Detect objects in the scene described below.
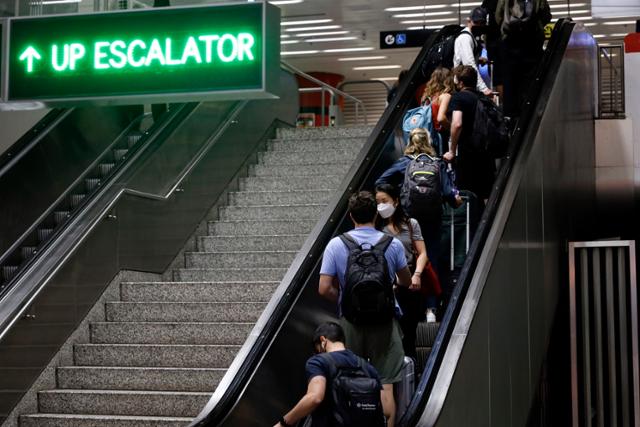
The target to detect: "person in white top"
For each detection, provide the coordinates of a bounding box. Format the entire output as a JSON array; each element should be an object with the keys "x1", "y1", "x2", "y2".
[{"x1": 453, "y1": 7, "x2": 493, "y2": 96}]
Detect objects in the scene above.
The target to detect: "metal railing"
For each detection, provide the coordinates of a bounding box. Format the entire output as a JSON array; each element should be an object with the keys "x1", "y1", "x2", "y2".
[
  {"x1": 569, "y1": 241, "x2": 639, "y2": 427},
  {"x1": 338, "y1": 80, "x2": 391, "y2": 126},
  {"x1": 598, "y1": 45, "x2": 625, "y2": 119},
  {"x1": 281, "y1": 61, "x2": 368, "y2": 127}
]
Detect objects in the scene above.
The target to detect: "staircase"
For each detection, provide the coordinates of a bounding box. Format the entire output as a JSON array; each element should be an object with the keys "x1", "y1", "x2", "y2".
[
  {"x1": 340, "y1": 81, "x2": 389, "y2": 126},
  {"x1": 16, "y1": 126, "x2": 371, "y2": 427}
]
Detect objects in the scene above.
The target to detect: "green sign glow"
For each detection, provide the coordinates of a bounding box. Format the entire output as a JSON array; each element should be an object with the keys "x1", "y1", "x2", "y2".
[{"x1": 5, "y1": 4, "x2": 280, "y2": 104}]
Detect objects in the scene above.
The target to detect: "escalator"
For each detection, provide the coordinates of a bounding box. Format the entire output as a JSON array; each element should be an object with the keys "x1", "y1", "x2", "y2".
[{"x1": 186, "y1": 19, "x2": 598, "y2": 427}]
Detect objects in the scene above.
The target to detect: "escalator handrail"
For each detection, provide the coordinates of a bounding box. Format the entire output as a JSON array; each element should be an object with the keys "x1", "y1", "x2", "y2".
[
  {"x1": 0, "y1": 108, "x2": 69, "y2": 178},
  {"x1": 0, "y1": 112, "x2": 149, "y2": 270},
  {"x1": 0, "y1": 102, "x2": 198, "y2": 342},
  {"x1": 399, "y1": 18, "x2": 577, "y2": 426},
  {"x1": 189, "y1": 31, "x2": 441, "y2": 427}
]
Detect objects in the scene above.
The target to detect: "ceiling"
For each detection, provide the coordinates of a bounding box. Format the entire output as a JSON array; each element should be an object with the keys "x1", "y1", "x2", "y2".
[{"x1": 20, "y1": 0, "x2": 640, "y2": 83}]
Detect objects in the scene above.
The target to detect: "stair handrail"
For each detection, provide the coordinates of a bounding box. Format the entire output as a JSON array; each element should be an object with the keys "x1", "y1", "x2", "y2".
[
  {"x1": 337, "y1": 79, "x2": 392, "y2": 95},
  {"x1": 597, "y1": 44, "x2": 625, "y2": 118},
  {"x1": 280, "y1": 60, "x2": 368, "y2": 125}
]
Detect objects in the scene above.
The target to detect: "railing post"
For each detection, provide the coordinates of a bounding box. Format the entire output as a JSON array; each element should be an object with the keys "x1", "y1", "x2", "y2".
[{"x1": 321, "y1": 87, "x2": 326, "y2": 127}]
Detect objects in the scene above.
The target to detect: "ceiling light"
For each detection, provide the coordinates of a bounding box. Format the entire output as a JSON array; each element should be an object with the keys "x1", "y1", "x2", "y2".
[
  {"x1": 353, "y1": 65, "x2": 402, "y2": 70},
  {"x1": 296, "y1": 30, "x2": 350, "y2": 37},
  {"x1": 584, "y1": 22, "x2": 597, "y2": 26},
  {"x1": 393, "y1": 11, "x2": 454, "y2": 18},
  {"x1": 593, "y1": 34, "x2": 606, "y2": 38},
  {"x1": 373, "y1": 77, "x2": 400, "y2": 81},
  {"x1": 281, "y1": 40, "x2": 301, "y2": 44},
  {"x1": 552, "y1": 9, "x2": 590, "y2": 14},
  {"x1": 458, "y1": 1, "x2": 482, "y2": 5},
  {"x1": 281, "y1": 19, "x2": 333, "y2": 26},
  {"x1": 324, "y1": 47, "x2": 375, "y2": 53},
  {"x1": 285, "y1": 25, "x2": 341, "y2": 32},
  {"x1": 281, "y1": 50, "x2": 320, "y2": 55},
  {"x1": 281, "y1": 34, "x2": 291, "y2": 38},
  {"x1": 572, "y1": 16, "x2": 593, "y2": 20},
  {"x1": 338, "y1": 56, "x2": 388, "y2": 61},
  {"x1": 602, "y1": 20, "x2": 636, "y2": 25},
  {"x1": 549, "y1": 2, "x2": 585, "y2": 7},
  {"x1": 385, "y1": 5, "x2": 448, "y2": 11},
  {"x1": 408, "y1": 25, "x2": 449, "y2": 29},
  {"x1": 270, "y1": 0, "x2": 304, "y2": 4},
  {"x1": 401, "y1": 18, "x2": 459, "y2": 24},
  {"x1": 305, "y1": 36, "x2": 358, "y2": 42}
]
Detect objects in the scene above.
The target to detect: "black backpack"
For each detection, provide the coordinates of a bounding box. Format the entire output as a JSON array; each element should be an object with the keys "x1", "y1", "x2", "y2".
[
  {"x1": 340, "y1": 233, "x2": 395, "y2": 325},
  {"x1": 319, "y1": 352, "x2": 386, "y2": 427},
  {"x1": 400, "y1": 154, "x2": 442, "y2": 219},
  {"x1": 469, "y1": 95, "x2": 510, "y2": 158},
  {"x1": 501, "y1": 0, "x2": 551, "y2": 39},
  {"x1": 421, "y1": 25, "x2": 475, "y2": 79}
]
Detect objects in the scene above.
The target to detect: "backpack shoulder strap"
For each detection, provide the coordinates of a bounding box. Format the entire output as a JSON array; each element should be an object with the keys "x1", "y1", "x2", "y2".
[
  {"x1": 317, "y1": 352, "x2": 339, "y2": 379},
  {"x1": 339, "y1": 233, "x2": 360, "y2": 251},
  {"x1": 374, "y1": 234, "x2": 394, "y2": 253}
]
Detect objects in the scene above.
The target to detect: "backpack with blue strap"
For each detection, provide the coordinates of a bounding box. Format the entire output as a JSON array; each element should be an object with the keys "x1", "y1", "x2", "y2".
[{"x1": 402, "y1": 102, "x2": 444, "y2": 155}]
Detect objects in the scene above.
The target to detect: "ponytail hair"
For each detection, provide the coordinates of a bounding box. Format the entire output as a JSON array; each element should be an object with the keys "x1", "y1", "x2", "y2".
[{"x1": 405, "y1": 128, "x2": 436, "y2": 157}]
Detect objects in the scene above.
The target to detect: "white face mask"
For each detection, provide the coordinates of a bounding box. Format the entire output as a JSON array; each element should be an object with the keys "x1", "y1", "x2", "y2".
[{"x1": 377, "y1": 203, "x2": 396, "y2": 219}]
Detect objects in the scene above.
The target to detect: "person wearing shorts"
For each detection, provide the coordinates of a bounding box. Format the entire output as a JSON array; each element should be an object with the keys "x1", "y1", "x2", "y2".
[{"x1": 319, "y1": 191, "x2": 412, "y2": 427}]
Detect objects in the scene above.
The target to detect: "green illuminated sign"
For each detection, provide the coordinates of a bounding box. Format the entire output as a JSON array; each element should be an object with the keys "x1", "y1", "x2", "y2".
[{"x1": 3, "y1": 4, "x2": 280, "y2": 104}]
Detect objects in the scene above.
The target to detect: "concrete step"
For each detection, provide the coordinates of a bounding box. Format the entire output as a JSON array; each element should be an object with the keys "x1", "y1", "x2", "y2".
[
  {"x1": 173, "y1": 267, "x2": 286, "y2": 282},
  {"x1": 37, "y1": 389, "x2": 209, "y2": 417},
  {"x1": 258, "y1": 149, "x2": 356, "y2": 166},
  {"x1": 74, "y1": 344, "x2": 239, "y2": 368},
  {"x1": 250, "y1": 162, "x2": 351, "y2": 177},
  {"x1": 197, "y1": 234, "x2": 306, "y2": 252},
  {"x1": 105, "y1": 302, "x2": 265, "y2": 322},
  {"x1": 208, "y1": 219, "x2": 315, "y2": 236},
  {"x1": 228, "y1": 190, "x2": 333, "y2": 206},
  {"x1": 184, "y1": 251, "x2": 297, "y2": 269},
  {"x1": 56, "y1": 366, "x2": 224, "y2": 392},
  {"x1": 90, "y1": 322, "x2": 253, "y2": 345},
  {"x1": 122, "y1": 281, "x2": 279, "y2": 302},
  {"x1": 276, "y1": 126, "x2": 372, "y2": 140},
  {"x1": 21, "y1": 413, "x2": 192, "y2": 427},
  {"x1": 239, "y1": 175, "x2": 343, "y2": 192},
  {"x1": 268, "y1": 138, "x2": 365, "y2": 152},
  {"x1": 219, "y1": 204, "x2": 324, "y2": 221}
]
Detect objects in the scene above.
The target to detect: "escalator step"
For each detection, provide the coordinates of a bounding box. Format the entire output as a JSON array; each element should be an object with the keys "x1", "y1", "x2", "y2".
[
  {"x1": 85, "y1": 178, "x2": 101, "y2": 192},
  {"x1": 416, "y1": 322, "x2": 440, "y2": 347},
  {"x1": 127, "y1": 133, "x2": 143, "y2": 148},
  {"x1": 54, "y1": 211, "x2": 70, "y2": 225},
  {"x1": 69, "y1": 194, "x2": 86, "y2": 209},
  {"x1": 21, "y1": 246, "x2": 37, "y2": 261},
  {"x1": 37, "y1": 228, "x2": 54, "y2": 243},
  {"x1": 98, "y1": 163, "x2": 115, "y2": 177},
  {"x1": 113, "y1": 149, "x2": 128, "y2": 162},
  {"x1": 1, "y1": 265, "x2": 19, "y2": 282}
]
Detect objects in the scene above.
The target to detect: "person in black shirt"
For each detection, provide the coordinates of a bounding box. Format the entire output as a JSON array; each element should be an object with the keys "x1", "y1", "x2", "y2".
[
  {"x1": 444, "y1": 65, "x2": 496, "y2": 202},
  {"x1": 273, "y1": 322, "x2": 385, "y2": 427}
]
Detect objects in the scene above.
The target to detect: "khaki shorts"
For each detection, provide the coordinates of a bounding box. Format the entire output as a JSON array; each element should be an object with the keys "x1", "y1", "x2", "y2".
[{"x1": 340, "y1": 317, "x2": 405, "y2": 384}]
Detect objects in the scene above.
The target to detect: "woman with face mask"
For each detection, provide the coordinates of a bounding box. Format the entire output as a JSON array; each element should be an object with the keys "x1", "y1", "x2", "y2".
[{"x1": 375, "y1": 183, "x2": 433, "y2": 359}]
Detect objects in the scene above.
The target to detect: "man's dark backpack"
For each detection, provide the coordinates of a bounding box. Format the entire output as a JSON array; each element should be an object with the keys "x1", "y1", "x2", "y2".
[
  {"x1": 421, "y1": 25, "x2": 476, "y2": 79},
  {"x1": 340, "y1": 234, "x2": 395, "y2": 325},
  {"x1": 319, "y1": 352, "x2": 386, "y2": 427},
  {"x1": 469, "y1": 94, "x2": 510, "y2": 158},
  {"x1": 401, "y1": 154, "x2": 442, "y2": 219}
]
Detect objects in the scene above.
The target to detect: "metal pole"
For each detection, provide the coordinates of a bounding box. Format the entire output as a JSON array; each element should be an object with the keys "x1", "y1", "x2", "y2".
[
  {"x1": 629, "y1": 242, "x2": 640, "y2": 427},
  {"x1": 355, "y1": 102, "x2": 360, "y2": 125},
  {"x1": 605, "y1": 248, "x2": 618, "y2": 427},
  {"x1": 593, "y1": 248, "x2": 605, "y2": 427},
  {"x1": 618, "y1": 247, "x2": 630, "y2": 427},
  {"x1": 569, "y1": 243, "x2": 580, "y2": 427},
  {"x1": 320, "y1": 87, "x2": 325, "y2": 127},
  {"x1": 581, "y1": 248, "x2": 593, "y2": 427}
]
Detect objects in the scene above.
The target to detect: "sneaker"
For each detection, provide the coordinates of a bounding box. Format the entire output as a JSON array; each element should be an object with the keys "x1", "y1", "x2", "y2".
[{"x1": 426, "y1": 309, "x2": 436, "y2": 323}]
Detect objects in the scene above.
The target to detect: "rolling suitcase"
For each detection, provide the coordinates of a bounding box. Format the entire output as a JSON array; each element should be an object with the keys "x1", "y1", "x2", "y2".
[{"x1": 395, "y1": 356, "x2": 416, "y2": 421}]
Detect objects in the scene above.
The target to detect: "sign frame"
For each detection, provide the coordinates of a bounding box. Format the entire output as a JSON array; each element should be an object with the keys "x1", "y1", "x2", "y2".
[{"x1": 1, "y1": 3, "x2": 281, "y2": 107}]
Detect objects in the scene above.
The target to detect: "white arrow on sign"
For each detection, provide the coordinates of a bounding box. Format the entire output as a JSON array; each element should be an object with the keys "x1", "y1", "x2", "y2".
[{"x1": 19, "y1": 46, "x2": 42, "y2": 73}]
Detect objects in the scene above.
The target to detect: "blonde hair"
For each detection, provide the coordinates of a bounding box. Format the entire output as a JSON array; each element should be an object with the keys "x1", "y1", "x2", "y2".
[
  {"x1": 422, "y1": 67, "x2": 455, "y2": 100},
  {"x1": 405, "y1": 128, "x2": 436, "y2": 157}
]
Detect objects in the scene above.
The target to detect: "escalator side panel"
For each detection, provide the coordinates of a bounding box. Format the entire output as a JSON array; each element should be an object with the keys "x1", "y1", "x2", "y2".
[
  {"x1": 431, "y1": 27, "x2": 597, "y2": 427},
  {"x1": 0, "y1": 107, "x2": 131, "y2": 255}
]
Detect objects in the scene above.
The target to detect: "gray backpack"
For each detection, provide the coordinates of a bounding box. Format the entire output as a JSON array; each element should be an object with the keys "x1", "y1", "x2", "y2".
[{"x1": 400, "y1": 154, "x2": 441, "y2": 219}]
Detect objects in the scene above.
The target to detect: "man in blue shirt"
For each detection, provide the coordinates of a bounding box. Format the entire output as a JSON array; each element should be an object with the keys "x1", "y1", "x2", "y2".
[{"x1": 319, "y1": 191, "x2": 412, "y2": 427}]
